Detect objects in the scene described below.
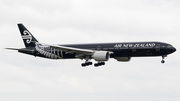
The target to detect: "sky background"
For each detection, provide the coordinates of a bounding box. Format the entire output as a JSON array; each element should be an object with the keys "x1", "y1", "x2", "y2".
[{"x1": 0, "y1": 0, "x2": 180, "y2": 101}]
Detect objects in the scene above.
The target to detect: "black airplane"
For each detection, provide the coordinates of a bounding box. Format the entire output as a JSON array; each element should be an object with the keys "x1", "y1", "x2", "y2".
[{"x1": 6, "y1": 24, "x2": 176, "y2": 67}]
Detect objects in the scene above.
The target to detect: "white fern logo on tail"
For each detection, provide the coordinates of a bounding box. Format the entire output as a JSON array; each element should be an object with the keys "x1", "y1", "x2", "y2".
[{"x1": 22, "y1": 30, "x2": 32, "y2": 44}]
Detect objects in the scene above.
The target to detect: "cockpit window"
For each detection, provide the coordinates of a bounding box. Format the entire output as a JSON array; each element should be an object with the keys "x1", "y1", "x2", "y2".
[{"x1": 167, "y1": 45, "x2": 173, "y2": 48}]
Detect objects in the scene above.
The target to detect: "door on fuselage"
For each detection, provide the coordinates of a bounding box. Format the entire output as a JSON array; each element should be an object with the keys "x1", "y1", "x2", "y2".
[
  {"x1": 97, "y1": 46, "x2": 101, "y2": 51},
  {"x1": 156, "y1": 44, "x2": 160, "y2": 52},
  {"x1": 132, "y1": 47, "x2": 137, "y2": 56}
]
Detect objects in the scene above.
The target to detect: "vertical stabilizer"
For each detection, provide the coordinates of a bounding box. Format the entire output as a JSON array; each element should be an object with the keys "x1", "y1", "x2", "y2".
[{"x1": 18, "y1": 24, "x2": 38, "y2": 47}]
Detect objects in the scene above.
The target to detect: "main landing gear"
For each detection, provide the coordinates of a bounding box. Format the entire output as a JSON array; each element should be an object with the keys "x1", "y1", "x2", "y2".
[
  {"x1": 81, "y1": 62, "x2": 105, "y2": 67},
  {"x1": 81, "y1": 56, "x2": 93, "y2": 67},
  {"x1": 81, "y1": 61, "x2": 93, "y2": 67},
  {"x1": 161, "y1": 55, "x2": 167, "y2": 64},
  {"x1": 81, "y1": 56, "x2": 106, "y2": 67}
]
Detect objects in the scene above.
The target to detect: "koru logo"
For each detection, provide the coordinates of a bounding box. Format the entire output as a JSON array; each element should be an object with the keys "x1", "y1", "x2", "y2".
[{"x1": 22, "y1": 30, "x2": 32, "y2": 44}]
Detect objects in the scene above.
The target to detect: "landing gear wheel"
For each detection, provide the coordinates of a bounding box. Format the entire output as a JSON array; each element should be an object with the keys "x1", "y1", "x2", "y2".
[
  {"x1": 81, "y1": 61, "x2": 93, "y2": 67},
  {"x1": 85, "y1": 62, "x2": 89, "y2": 66},
  {"x1": 86, "y1": 62, "x2": 92, "y2": 65},
  {"x1": 101, "y1": 62, "x2": 105, "y2": 65},
  {"x1": 94, "y1": 62, "x2": 105, "y2": 67},
  {"x1": 94, "y1": 63, "x2": 99, "y2": 67},
  {"x1": 81, "y1": 63, "x2": 86, "y2": 67},
  {"x1": 161, "y1": 60, "x2": 165, "y2": 64},
  {"x1": 85, "y1": 62, "x2": 92, "y2": 66}
]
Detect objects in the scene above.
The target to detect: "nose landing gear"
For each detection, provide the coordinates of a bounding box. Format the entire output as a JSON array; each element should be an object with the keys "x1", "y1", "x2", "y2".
[{"x1": 161, "y1": 55, "x2": 167, "y2": 64}]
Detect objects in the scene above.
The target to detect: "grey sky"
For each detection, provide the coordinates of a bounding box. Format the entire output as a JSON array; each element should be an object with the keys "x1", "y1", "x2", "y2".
[{"x1": 0, "y1": 0, "x2": 180, "y2": 101}]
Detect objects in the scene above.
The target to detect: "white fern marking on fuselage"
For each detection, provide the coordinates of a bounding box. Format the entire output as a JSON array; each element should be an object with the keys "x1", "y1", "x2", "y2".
[{"x1": 35, "y1": 42, "x2": 62, "y2": 59}]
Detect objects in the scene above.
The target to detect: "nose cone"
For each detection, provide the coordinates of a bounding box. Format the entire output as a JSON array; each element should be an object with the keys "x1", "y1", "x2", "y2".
[
  {"x1": 172, "y1": 47, "x2": 176, "y2": 53},
  {"x1": 166, "y1": 44, "x2": 176, "y2": 54},
  {"x1": 167, "y1": 47, "x2": 176, "y2": 54}
]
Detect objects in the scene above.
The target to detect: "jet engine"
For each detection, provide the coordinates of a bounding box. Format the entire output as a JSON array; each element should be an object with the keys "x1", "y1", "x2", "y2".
[
  {"x1": 92, "y1": 51, "x2": 110, "y2": 61},
  {"x1": 114, "y1": 57, "x2": 131, "y2": 62}
]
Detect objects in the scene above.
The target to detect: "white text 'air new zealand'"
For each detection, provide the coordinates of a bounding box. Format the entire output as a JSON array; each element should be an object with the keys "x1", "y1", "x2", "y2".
[{"x1": 6, "y1": 24, "x2": 176, "y2": 67}]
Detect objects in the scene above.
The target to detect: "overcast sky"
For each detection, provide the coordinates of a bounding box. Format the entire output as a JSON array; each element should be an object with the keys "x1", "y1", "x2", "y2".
[{"x1": 0, "y1": 0, "x2": 180, "y2": 101}]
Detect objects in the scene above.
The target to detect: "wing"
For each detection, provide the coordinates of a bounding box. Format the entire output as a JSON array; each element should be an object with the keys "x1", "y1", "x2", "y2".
[
  {"x1": 38, "y1": 43, "x2": 113, "y2": 58},
  {"x1": 49, "y1": 44, "x2": 95, "y2": 58}
]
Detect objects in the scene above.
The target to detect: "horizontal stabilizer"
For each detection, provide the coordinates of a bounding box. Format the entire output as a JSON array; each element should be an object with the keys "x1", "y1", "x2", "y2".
[{"x1": 5, "y1": 48, "x2": 34, "y2": 52}]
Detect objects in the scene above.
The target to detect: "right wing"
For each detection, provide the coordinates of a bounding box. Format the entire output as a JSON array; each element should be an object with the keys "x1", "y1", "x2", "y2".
[{"x1": 49, "y1": 44, "x2": 94, "y2": 54}]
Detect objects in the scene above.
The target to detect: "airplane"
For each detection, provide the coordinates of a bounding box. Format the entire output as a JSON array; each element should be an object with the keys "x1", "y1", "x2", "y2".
[{"x1": 6, "y1": 24, "x2": 176, "y2": 67}]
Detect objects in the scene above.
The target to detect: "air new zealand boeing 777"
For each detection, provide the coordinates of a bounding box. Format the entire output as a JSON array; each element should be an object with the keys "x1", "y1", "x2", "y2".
[{"x1": 6, "y1": 24, "x2": 176, "y2": 67}]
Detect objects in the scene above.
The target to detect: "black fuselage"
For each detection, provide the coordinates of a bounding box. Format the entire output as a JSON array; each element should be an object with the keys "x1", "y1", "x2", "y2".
[
  {"x1": 61, "y1": 41, "x2": 176, "y2": 58},
  {"x1": 19, "y1": 41, "x2": 176, "y2": 59}
]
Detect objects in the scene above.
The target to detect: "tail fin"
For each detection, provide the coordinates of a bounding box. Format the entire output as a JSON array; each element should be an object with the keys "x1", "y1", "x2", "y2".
[{"x1": 18, "y1": 24, "x2": 38, "y2": 47}]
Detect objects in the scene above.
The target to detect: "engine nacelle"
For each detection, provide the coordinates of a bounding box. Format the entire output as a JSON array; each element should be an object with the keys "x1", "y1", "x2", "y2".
[
  {"x1": 92, "y1": 51, "x2": 110, "y2": 61},
  {"x1": 114, "y1": 57, "x2": 131, "y2": 62}
]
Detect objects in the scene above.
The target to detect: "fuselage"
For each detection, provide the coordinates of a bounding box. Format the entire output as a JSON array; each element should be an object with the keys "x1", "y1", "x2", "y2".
[
  {"x1": 61, "y1": 41, "x2": 176, "y2": 58},
  {"x1": 19, "y1": 41, "x2": 176, "y2": 59}
]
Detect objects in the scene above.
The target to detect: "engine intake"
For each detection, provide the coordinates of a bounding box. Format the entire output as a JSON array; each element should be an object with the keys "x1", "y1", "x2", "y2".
[{"x1": 92, "y1": 51, "x2": 110, "y2": 61}]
